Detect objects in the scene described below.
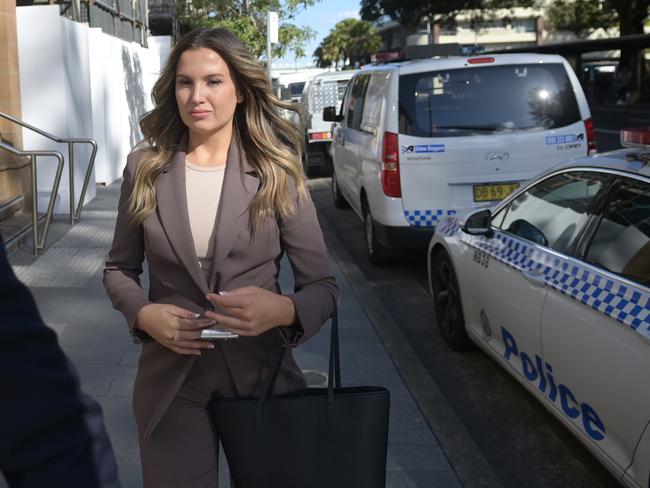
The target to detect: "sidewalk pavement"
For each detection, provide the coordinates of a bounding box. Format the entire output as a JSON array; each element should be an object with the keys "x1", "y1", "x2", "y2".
[{"x1": 4, "y1": 178, "x2": 461, "y2": 488}]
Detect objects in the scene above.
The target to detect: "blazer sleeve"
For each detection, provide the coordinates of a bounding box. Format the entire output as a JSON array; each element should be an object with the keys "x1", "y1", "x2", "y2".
[
  {"x1": 278, "y1": 178, "x2": 339, "y2": 347},
  {"x1": 102, "y1": 151, "x2": 152, "y2": 343}
]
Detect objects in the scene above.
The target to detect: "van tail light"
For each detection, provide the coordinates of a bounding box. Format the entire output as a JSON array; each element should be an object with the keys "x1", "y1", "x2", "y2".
[
  {"x1": 381, "y1": 131, "x2": 401, "y2": 197},
  {"x1": 584, "y1": 118, "x2": 597, "y2": 155},
  {"x1": 309, "y1": 131, "x2": 332, "y2": 141}
]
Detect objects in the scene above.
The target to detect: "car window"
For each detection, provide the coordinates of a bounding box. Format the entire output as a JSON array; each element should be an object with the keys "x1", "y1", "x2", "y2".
[
  {"x1": 584, "y1": 177, "x2": 650, "y2": 286},
  {"x1": 398, "y1": 63, "x2": 581, "y2": 138},
  {"x1": 360, "y1": 73, "x2": 389, "y2": 133},
  {"x1": 347, "y1": 75, "x2": 370, "y2": 130},
  {"x1": 339, "y1": 83, "x2": 351, "y2": 118},
  {"x1": 288, "y1": 82, "x2": 305, "y2": 96},
  {"x1": 498, "y1": 171, "x2": 611, "y2": 253},
  {"x1": 491, "y1": 206, "x2": 507, "y2": 229}
]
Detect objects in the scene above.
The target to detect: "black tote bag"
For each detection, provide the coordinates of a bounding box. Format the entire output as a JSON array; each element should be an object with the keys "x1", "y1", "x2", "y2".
[{"x1": 209, "y1": 307, "x2": 390, "y2": 488}]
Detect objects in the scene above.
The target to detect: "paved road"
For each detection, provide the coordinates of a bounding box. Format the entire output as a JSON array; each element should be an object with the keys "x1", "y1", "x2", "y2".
[{"x1": 312, "y1": 177, "x2": 621, "y2": 488}]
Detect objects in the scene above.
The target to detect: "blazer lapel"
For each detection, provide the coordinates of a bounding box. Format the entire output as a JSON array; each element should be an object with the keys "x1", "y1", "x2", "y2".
[
  {"x1": 208, "y1": 138, "x2": 260, "y2": 291},
  {"x1": 156, "y1": 145, "x2": 210, "y2": 296}
]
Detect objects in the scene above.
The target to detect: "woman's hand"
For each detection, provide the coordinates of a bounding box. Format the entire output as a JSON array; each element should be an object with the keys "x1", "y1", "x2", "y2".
[
  {"x1": 135, "y1": 304, "x2": 217, "y2": 355},
  {"x1": 205, "y1": 286, "x2": 297, "y2": 337}
]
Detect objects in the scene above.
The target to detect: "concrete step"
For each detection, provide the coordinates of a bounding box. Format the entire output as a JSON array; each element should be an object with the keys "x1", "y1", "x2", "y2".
[
  {"x1": 0, "y1": 194, "x2": 24, "y2": 221},
  {"x1": 0, "y1": 209, "x2": 35, "y2": 254}
]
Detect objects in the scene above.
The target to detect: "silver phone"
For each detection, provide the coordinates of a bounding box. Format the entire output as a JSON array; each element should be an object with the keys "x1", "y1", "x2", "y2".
[{"x1": 200, "y1": 327, "x2": 239, "y2": 340}]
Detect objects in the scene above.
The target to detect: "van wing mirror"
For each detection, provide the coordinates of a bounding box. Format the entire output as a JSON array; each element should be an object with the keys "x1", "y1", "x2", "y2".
[
  {"x1": 323, "y1": 106, "x2": 343, "y2": 122},
  {"x1": 462, "y1": 209, "x2": 493, "y2": 237}
]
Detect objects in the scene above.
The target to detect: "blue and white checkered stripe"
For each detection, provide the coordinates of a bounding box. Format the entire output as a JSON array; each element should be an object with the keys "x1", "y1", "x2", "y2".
[
  {"x1": 404, "y1": 209, "x2": 457, "y2": 227},
  {"x1": 435, "y1": 216, "x2": 650, "y2": 340}
]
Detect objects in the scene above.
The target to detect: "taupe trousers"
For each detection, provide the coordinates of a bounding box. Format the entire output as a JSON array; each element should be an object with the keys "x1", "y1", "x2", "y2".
[
  {"x1": 138, "y1": 347, "x2": 243, "y2": 487},
  {"x1": 103, "y1": 134, "x2": 338, "y2": 486}
]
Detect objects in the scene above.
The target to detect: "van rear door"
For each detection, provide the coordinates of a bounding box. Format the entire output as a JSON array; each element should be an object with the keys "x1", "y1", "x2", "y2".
[
  {"x1": 308, "y1": 77, "x2": 353, "y2": 138},
  {"x1": 396, "y1": 62, "x2": 590, "y2": 227}
]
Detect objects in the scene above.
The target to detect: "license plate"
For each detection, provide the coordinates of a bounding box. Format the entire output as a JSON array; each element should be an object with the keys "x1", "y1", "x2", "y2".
[{"x1": 473, "y1": 182, "x2": 520, "y2": 202}]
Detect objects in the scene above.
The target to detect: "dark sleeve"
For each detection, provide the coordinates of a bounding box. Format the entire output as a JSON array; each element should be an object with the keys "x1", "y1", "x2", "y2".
[
  {"x1": 0, "y1": 236, "x2": 120, "y2": 488},
  {"x1": 102, "y1": 152, "x2": 152, "y2": 343},
  {"x1": 278, "y1": 178, "x2": 339, "y2": 347}
]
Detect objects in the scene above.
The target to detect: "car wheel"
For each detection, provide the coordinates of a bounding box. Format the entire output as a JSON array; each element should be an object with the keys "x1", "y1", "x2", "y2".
[
  {"x1": 331, "y1": 171, "x2": 348, "y2": 208},
  {"x1": 432, "y1": 250, "x2": 472, "y2": 350},
  {"x1": 363, "y1": 201, "x2": 389, "y2": 265}
]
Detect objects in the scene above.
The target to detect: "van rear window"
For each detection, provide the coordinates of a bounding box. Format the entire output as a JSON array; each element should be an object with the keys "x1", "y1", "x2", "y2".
[{"x1": 398, "y1": 63, "x2": 581, "y2": 138}]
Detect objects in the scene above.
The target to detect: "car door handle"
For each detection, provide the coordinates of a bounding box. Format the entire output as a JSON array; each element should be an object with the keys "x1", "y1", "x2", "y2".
[{"x1": 522, "y1": 268, "x2": 546, "y2": 286}]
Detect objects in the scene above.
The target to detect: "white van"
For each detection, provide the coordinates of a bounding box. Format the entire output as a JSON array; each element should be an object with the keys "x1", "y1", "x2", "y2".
[
  {"x1": 300, "y1": 70, "x2": 358, "y2": 175},
  {"x1": 325, "y1": 54, "x2": 595, "y2": 263}
]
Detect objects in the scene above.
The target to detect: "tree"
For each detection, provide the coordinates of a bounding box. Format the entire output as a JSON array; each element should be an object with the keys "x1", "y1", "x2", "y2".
[
  {"x1": 312, "y1": 46, "x2": 332, "y2": 68},
  {"x1": 546, "y1": 0, "x2": 648, "y2": 39},
  {"x1": 546, "y1": 0, "x2": 649, "y2": 98},
  {"x1": 175, "y1": 0, "x2": 317, "y2": 60},
  {"x1": 318, "y1": 33, "x2": 344, "y2": 69},
  {"x1": 360, "y1": 0, "x2": 536, "y2": 29},
  {"x1": 313, "y1": 19, "x2": 382, "y2": 68},
  {"x1": 545, "y1": 0, "x2": 617, "y2": 38}
]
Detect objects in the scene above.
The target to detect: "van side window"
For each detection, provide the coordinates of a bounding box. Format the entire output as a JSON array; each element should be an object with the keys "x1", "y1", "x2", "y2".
[
  {"x1": 347, "y1": 75, "x2": 370, "y2": 130},
  {"x1": 584, "y1": 177, "x2": 650, "y2": 286},
  {"x1": 499, "y1": 171, "x2": 611, "y2": 254},
  {"x1": 360, "y1": 73, "x2": 389, "y2": 133}
]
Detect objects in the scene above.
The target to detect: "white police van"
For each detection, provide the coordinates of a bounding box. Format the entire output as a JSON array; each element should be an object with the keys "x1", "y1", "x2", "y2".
[
  {"x1": 325, "y1": 54, "x2": 594, "y2": 263},
  {"x1": 428, "y1": 128, "x2": 650, "y2": 488}
]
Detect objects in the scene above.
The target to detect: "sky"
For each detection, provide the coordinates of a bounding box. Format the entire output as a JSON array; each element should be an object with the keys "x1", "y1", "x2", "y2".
[{"x1": 275, "y1": 0, "x2": 362, "y2": 69}]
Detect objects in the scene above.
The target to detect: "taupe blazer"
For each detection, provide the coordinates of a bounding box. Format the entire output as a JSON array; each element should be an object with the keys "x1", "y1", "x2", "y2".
[{"x1": 103, "y1": 135, "x2": 338, "y2": 438}]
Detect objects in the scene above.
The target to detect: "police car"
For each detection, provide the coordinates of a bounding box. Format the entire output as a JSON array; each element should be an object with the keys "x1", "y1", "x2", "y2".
[{"x1": 428, "y1": 128, "x2": 650, "y2": 488}]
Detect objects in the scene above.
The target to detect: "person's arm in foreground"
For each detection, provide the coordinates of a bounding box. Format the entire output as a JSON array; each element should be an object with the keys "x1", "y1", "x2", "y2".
[{"x1": 0, "y1": 236, "x2": 120, "y2": 488}]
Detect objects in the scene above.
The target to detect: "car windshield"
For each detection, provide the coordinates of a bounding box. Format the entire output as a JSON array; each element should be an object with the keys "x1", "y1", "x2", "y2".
[
  {"x1": 398, "y1": 63, "x2": 581, "y2": 138},
  {"x1": 288, "y1": 82, "x2": 305, "y2": 96}
]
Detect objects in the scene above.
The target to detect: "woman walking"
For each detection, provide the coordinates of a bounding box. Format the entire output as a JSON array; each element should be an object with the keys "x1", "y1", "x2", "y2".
[{"x1": 103, "y1": 27, "x2": 338, "y2": 487}]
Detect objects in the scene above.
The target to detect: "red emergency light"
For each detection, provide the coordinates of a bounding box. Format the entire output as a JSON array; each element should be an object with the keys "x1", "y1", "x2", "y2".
[
  {"x1": 620, "y1": 127, "x2": 650, "y2": 147},
  {"x1": 467, "y1": 57, "x2": 495, "y2": 64}
]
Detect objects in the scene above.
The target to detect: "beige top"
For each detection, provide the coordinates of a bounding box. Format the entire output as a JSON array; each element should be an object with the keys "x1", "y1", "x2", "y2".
[{"x1": 185, "y1": 160, "x2": 226, "y2": 281}]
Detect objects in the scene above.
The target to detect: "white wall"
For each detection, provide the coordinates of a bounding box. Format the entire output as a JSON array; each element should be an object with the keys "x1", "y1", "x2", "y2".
[{"x1": 16, "y1": 6, "x2": 171, "y2": 214}]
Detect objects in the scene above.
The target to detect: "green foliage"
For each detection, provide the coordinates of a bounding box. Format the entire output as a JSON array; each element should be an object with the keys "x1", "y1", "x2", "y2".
[
  {"x1": 360, "y1": 0, "x2": 537, "y2": 28},
  {"x1": 313, "y1": 18, "x2": 382, "y2": 68},
  {"x1": 545, "y1": 0, "x2": 649, "y2": 36},
  {"x1": 175, "y1": 0, "x2": 317, "y2": 59},
  {"x1": 313, "y1": 46, "x2": 332, "y2": 68},
  {"x1": 545, "y1": 0, "x2": 617, "y2": 36}
]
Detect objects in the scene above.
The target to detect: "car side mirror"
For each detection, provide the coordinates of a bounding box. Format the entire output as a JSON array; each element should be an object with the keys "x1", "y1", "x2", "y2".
[
  {"x1": 462, "y1": 209, "x2": 493, "y2": 237},
  {"x1": 323, "y1": 106, "x2": 343, "y2": 122}
]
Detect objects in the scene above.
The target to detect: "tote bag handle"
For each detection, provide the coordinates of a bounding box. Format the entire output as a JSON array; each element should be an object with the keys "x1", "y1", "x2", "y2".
[{"x1": 255, "y1": 304, "x2": 342, "y2": 432}]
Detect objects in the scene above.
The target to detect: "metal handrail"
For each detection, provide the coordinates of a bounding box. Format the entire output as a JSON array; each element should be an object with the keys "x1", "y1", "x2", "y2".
[
  {"x1": 0, "y1": 112, "x2": 98, "y2": 224},
  {"x1": 0, "y1": 141, "x2": 64, "y2": 256}
]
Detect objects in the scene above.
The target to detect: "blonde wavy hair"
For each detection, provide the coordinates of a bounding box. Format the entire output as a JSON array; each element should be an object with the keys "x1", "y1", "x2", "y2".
[{"x1": 129, "y1": 27, "x2": 307, "y2": 235}]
